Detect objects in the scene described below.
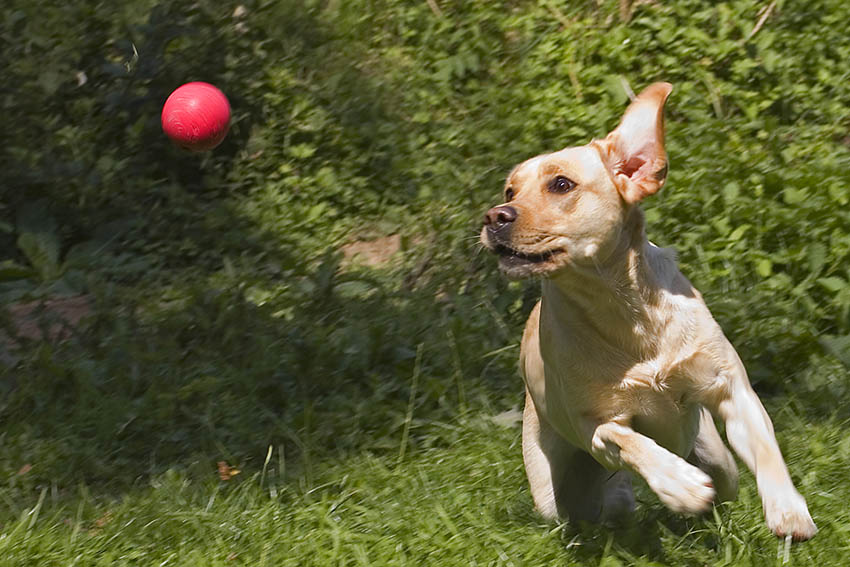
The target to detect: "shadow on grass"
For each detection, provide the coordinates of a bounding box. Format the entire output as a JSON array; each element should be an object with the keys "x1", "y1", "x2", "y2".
[
  {"x1": 0, "y1": 0, "x2": 456, "y2": 483},
  {"x1": 1, "y1": 0, "x2": 518, "y2": 482},
  {"x1": 1, "y1": 245, "x2": 519, "y2": 491},
  {"x1": 497, "y1": 480, "x2": 725, "y2": 564}
]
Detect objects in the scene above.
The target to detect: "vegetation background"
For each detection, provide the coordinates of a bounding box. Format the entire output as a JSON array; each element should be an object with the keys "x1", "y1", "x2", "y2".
[{"x1": 1, "y1": 0, "x2": 849, "y2": 564}]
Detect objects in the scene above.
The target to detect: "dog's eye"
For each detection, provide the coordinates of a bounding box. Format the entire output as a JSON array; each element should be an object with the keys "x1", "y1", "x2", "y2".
[
  {"x1": 548, "y1": 176, "x2": 576, "y2": 194},
  {"x1": 505, "y1": 187, "x2": 515, "y2": 201}
]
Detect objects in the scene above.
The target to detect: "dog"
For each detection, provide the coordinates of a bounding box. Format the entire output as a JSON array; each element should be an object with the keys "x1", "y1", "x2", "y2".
[{"x1": 480, "y1": 82, "x2": 816, "y2": 541}]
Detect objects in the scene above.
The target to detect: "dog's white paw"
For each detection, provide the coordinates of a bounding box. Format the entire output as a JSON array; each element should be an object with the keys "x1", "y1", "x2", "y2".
[
  {"x1": 764, "y1": 490, "x2": 817, "y2": 541},
  {"x1": 646, "y1": 457, "x2": 715, "y2": 516}
]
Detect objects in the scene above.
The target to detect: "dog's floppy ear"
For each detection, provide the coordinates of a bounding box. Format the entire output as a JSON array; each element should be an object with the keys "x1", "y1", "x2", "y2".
[{"x1": 597, "y1": 82, "x2": 672, "y2": 204}]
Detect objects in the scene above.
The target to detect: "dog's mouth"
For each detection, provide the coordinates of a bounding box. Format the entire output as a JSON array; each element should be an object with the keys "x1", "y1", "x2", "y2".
[{"x1": 491, "y1": 243, "x2": 565, "y2": 267}]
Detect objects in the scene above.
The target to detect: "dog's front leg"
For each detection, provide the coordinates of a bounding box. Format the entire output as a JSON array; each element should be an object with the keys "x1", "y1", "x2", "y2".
[
  {"x1": 588, "y1": 421, "x2": 715, "y2": 515},
  {"x1": 708, "y1": 358, "x2": 817, "y2": 541}
]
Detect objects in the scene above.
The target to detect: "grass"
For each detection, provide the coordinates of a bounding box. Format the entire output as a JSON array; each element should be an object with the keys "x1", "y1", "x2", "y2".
[
  {"x1": 1, "y1": 303, "x2": 849, "y2": 566},
  {"x1": 0, "y1": 400, "x2": 848, "y2": 566}
]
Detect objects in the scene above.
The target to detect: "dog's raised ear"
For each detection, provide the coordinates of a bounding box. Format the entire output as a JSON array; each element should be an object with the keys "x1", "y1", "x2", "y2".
[{"x1": 596, "y1": 82, "x2": 672, "y2": 204}]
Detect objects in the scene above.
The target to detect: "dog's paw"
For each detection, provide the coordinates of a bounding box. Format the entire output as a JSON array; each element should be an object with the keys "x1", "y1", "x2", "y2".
[
  {"x1": 646, "y1": 458, "x2": 715, "y2": 516},
  {"x1": 764, "y1": 491, "x2": 817, "y2": 542}
]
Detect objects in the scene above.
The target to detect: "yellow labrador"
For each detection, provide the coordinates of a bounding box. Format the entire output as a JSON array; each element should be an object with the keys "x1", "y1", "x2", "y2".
[{"x1": 480, "y1": 83, "x2": 816, "y2": 541}]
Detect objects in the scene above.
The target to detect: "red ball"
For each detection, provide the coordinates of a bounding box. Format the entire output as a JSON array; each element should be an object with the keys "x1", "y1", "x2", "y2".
[{"x1": 161, "y1": 82, "x2": 231, "y2": 152}]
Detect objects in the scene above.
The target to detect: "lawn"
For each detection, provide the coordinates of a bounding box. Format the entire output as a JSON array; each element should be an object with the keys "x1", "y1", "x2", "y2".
[
  {"x1": 1, "y1": 393, "x2": 849, "y2": 565},
  {"x1": 2, "y1": 0, "x2": 850, "y2": 565}
]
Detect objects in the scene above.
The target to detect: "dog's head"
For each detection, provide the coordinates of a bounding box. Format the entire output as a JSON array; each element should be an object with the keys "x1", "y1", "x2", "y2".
[{"x1": 481, "y1": 82, "x2": 672, "y2": 278}]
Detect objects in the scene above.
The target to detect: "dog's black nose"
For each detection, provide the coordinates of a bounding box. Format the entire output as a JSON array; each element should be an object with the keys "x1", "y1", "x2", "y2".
[{"x1": 483, "y1": 205, "x2": 517, "y2": 228}]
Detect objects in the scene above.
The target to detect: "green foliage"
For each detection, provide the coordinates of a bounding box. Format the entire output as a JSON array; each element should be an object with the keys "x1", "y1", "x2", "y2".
[
  {"x1": 0, "y1": 201, "x2": 148, "y2": 302},
  {"x1": 2, "y1": 0, "x2": 850, "y2": 564}
]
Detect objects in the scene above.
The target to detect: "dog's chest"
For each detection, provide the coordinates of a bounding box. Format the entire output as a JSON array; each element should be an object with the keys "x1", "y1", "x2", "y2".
[
  {"x1": 532, "y1": 320, "x2": 705, "y2": 454},
  {"x1": 546, "y1": 345, "x2": 692, "y2": 416}
]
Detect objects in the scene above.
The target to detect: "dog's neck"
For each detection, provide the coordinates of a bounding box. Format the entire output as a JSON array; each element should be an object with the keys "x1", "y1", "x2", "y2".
[{"x1": 542, "y1": 207, "x2": 670, "y2": 358}]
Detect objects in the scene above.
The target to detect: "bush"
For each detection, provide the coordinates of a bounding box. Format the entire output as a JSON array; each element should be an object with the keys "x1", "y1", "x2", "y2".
[{"x1": 1, "y1": 0, "x2": 849, "y2": 488}]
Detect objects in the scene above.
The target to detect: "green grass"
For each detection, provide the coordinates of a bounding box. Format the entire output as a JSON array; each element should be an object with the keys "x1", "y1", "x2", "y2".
[{"x1": 1, "y1": 403, "x2": 849, "y2": 566}]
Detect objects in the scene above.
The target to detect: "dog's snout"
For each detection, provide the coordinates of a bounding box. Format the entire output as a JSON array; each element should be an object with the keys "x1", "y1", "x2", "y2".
[{"x1": 483, "y1": 205, "x2": 518, "y2": 229}]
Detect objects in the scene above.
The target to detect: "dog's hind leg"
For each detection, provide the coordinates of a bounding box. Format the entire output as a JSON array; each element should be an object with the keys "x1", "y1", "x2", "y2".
[
  {"x1": 523, "y1": 390, "x2": 629, "y2": 522},
  {"x1": 687, "y1": 406, "x2": 738, "y2": 502},
  {"x1": 599, "y1": 469, "x2": 635, "y2": 522}
]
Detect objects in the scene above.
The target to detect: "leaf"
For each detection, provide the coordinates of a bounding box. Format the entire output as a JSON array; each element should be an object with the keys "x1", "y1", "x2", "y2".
[
  {"x1": 50, "y1": 270, "x2": 88, "y2": 295},
  {"x1": 817, "y1": 276, "x2": 847, "y2": 293},
  {"x1": 63, "y1": 241, "x2": 104, "y2": 270},
  {"x1": 712, "y1": 216, "x2": 731, "y2": 236},
  {"x1": 286, "y1": 144, "x2": 317, "y2": 159},
  {"x1": 827, "y1": 181, "x2": 849, "y2": 205},
  {"x1": 334, "y1": 280, "x2": 376, "y2": 299},
  {"x1": 722, "y1": 181, "x2": 740, "y2": 202},
  {"x1": 15, "y1": 200, "x2": 55, "y2": 236},
  {"x1": 728, "y1": 224, "x2": 750, "y2": 242},
  {"x1": 17, "y1": 232, "x2": 62, "y2": 281},
  {"x1": 304, "y1": 203, "x2": 327, "y2": 223},
  {"x1": 38, "y1": 69, "x2": 64, "y2": 94},
  {"x1": 0, "y1": 260, "x2": 36, "y2": 281},
  {"x1": 93, "y1": 511, "x2": 113, "y2": 529},
  {"x1": 644, "y1": 207, "x2": 661, "y2": 224},
  {"x1": 806, "y1": 243, "x2": 828, "y2": 274},
  {"x1": 217, "y1": 461, "x2": 241, "y2": 481},
  {"x1": 783, "y1": 187, "x2": 807, "y2": 205},
  {"x1": 819, "y1": 334, "x2": 850, "y2": 367},
  {"x1": 604, "y1": 75, "x2": 630, "y2": 104},
  {"x1": 755, "y1": 258, "x2": 772, "y2": 277}
]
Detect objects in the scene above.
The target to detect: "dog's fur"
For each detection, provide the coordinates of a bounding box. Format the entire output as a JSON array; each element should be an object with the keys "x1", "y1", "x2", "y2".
[{"x1": 480, "y1": 83, "x2": 816, "y2": 541}]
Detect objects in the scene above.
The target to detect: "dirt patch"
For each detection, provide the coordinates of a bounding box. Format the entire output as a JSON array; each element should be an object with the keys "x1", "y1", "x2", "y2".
[
  {"x1": 1, "y1": 294, "x2": 92, "y2": 346},
  {"x1": 340, "y1": 234, "x2": 402, "y2": 268}
]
